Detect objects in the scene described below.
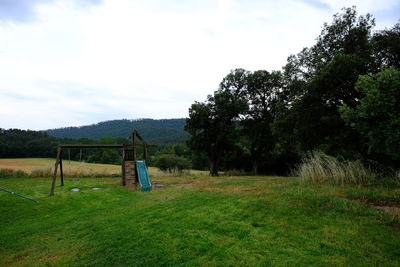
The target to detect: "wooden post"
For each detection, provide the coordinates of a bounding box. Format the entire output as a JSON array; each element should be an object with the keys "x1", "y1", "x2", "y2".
[
  {"x1": 132, "y1": 132, "x2": 137, "y2": 162},
  {"x1": 59, "y1": 151, "x2": 64, "y2": 186},
  {"x1": 132, "y1": 131, "x2": 138, "y2": 184},
  {"x1": 50, "y1": 147, "x2": 61, "y2": 195},
  {"x1": 121, "y1": 148, "x2": 126, "y2": 186},
  {"x1": 144, "y1": 145, "x2": 148, "y2": 167}
]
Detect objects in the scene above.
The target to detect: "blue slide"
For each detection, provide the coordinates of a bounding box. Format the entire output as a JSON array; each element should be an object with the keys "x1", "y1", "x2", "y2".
[{"x1": 135, "y1": 160, "x2": 152, "y2": 192}]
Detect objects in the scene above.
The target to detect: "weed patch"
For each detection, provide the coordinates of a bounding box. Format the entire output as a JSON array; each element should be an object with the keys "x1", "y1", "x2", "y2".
[{"x1": 296, "y1": 151, "x2": 377, "y2": 185}]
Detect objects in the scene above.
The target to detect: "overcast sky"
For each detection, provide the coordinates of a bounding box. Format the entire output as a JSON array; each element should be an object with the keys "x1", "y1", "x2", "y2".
[{"x1": 0, "y1": 0, "x2": 399, "y2": 130}]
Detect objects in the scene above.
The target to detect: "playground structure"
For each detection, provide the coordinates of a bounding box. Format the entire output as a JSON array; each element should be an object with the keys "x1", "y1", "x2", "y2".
[{"x1": 50, "y1": 130, "x2": 155, "y2": 195}]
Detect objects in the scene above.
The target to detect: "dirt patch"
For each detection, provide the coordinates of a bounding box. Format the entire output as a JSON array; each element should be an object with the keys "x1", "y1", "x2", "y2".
[
  {"x1": 374, "y1": 206, "x2": 400, "y2": 216},
  {"x1": 367, "y1": 200, "x2": 400, "y2": 207},
  {"x1": 152, "y1": 182, "x2": 166, "y2": 189},
  {"x1": 200, "y1": 185, "x2": 263, "y2": 195},
  {"x1": 367, "y1": 199, "x2": 400, "y2": 217},
  {"x1": 344, "y1": 196, "x2": 400, "y2": 207},
  {"x1": 340, "y1": 195, "x2": 400, "y2": 217}
]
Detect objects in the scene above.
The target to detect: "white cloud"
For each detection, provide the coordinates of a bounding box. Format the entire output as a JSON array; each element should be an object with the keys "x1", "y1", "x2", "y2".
[
  {"x1": 319, "y1": 0, "x2": 399, "y2": 13},
  {"x1": 0, "y1": 0, "x2": 398, "y2": 130}
]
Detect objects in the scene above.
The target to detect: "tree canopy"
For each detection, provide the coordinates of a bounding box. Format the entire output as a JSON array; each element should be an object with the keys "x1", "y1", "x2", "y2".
[
  {"x1": 340, "y1": 68, "x2": 400, "y2": 163},
  {"x1": 186, "y1": 7, "x2": 400, "y2": 175}
]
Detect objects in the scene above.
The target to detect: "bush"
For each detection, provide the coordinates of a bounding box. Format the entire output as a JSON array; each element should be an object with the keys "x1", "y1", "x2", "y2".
[
  {"x1": 295, "y1": 151, "x2": 376, "y2": 185},
  {"x1": 30, "y1": 168, "x2": 53, "y2": 178},
  {"x1": 0, "y1": 168, "x2": 29, "y2": 178},
  {"x1": 154, "y1": 154, "x2": 192, "y2": 173}
]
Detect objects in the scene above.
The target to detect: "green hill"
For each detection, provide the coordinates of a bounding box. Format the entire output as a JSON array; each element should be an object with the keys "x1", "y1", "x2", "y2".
[{"x1": 45, "y1": 118, "x2": 189, "y2": 144}]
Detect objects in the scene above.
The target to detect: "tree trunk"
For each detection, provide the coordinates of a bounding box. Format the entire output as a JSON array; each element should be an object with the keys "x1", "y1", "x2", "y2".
[
  {"x1": 209, "y1": 157, "x2": 219, "y2": 176},
  {"x1": 252, "y1": 160, "x2": 259, "y2": 175}
]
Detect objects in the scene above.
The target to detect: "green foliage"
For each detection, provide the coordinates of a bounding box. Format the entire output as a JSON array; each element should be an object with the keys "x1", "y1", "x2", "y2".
[
  {"x1": 46, "y1": 118, "x2": 189, "y2": 144},
  {"x1": 275, "y1": 7, "x2": 375, "y2": 156},
  {"x1": 186, "y1": 7, "x2": 400, "y2": 176},
  {"x1": 243, "y1": 70, "x2": 283, "y2": 174},
  {"x1": 186, "y1": 69, "x2": 249, "y2": 176},
  {"x1": 86, "y1": 149, "x2": 121, "y2": 165},
  {"x1": 154, "y1": 154, "x2": 191, "y2": 173},
  {"x1": 0, "y1": 168, "x2": 29, "y2": 178},
  {"x1": 0, "y1": 129, "x2": 58, "y2": 158},
  {"x1": 60, "y1": 137, "x2": 125, "y2": 165},
  {"x1": 372, "y1": 23, "x2": 400, "y2": 69},
  {"x1": 296, "y1": 151, "x2": 376, "y2": 185},
  {"x1": 340, "y1": 68, "x2": 400, "y2": 163}
]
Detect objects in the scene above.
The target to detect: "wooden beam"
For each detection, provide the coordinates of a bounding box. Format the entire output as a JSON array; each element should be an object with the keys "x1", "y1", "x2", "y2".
[
  {"x1": 59, "y1": 144, "x2": 156, "y2": 149},
  {"x1": 132, "y1": 132, "x2": 137, "y2": 162},
  {"x1": 125, "y1": 143, "x2": 157, "y2": 148},
  {"x1": 50, "y1": 147, "x2": 61, "y2": 195},
  {"x1": 59, "y1": 144, "x2": 123, "y2": 149},
  {"x1": 144, "y1": 146, "x2": 148, "y2": 167},
  {"x1": 134, "y1": 130, "x2": 147, "y2": 145}
]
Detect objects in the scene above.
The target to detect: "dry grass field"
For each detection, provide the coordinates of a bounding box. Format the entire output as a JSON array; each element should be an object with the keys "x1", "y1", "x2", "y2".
[
  {"x1": 0, "y1": 158, "x2": 208, "y2": 177},
  {"x1": 0, "y1": 158, "x2": 121, "y2": 176}
]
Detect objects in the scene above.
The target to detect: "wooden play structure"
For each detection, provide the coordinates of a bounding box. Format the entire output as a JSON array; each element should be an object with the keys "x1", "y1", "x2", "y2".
[{"x1": 50, "y1": 130, "x2": 155, "y2": 195}]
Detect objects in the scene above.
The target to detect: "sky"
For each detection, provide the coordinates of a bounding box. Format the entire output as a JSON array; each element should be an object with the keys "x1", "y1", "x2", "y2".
[{"x1": 0, "y1": 0, "x2": 399, "y2": 130}]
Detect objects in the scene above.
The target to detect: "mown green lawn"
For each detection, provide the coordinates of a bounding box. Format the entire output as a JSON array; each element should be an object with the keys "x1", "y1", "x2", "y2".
[{"x1": 1, "y1": 175, "x2": 400, "y2": 266}]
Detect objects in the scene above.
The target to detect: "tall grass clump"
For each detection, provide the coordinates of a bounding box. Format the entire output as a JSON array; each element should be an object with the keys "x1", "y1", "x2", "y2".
[
  {"x1": 0, "y1": 168, "x2": 29, "y2": 178},
  {"x1": 29, "y1": 168, "x2": 120, "y2": 178},
  {"x1": 296, "y1": 151, "x2": 376, "y2": 185},
  {"x1": 30, "y1": 168, "x2": 53, "y2": 178}
]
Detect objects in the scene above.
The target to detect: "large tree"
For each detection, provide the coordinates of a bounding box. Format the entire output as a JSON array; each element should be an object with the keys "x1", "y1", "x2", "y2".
[
  {"x1": 372, "y1": 23, "x2": 400, "y2": 69},
  {"x1": 243, "y1": 70, "x2": 282, "y2": 174},
  {"x1": 340, "y1": 68, "x2": 400, "y2": 166},
  {"x1": 274, "y1": 7, "x2": 375, "y2": 157},
  {"x1": 185, "y1": 69, "x2": 248, "y2": 175}
]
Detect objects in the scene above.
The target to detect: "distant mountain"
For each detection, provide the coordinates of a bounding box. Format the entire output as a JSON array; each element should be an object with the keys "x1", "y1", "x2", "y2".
[{"x1": 45, "y1": 118, "x2": 189, "y2": 144}]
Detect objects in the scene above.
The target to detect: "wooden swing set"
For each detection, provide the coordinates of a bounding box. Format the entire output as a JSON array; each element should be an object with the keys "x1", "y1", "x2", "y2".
[{"x1": 50, "y1": 130, "x2": 156, "y2": 195}]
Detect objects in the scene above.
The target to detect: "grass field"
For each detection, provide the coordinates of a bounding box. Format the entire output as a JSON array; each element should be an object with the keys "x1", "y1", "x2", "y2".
[
  {"x1": 0, "y1": 158, "x2": 121, "y2": 176},
  {"x1": 0, "y1": 158, "x2": 208, "y2": 177},
  {"x1": 1, "y1": 171, "x2": 400, "y2": 266}
]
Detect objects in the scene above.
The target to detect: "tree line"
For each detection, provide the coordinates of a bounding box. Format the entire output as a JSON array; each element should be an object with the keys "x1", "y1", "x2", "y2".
[
  {"x1": 46, "y1": 118, "x2": 189, "y2": 144},
  {"x1": 0, "y1": 129, "x2": 128, "y2": 164},
  {"x1": 0, "y1": 128, "x2": 204, "y2": 171},
  {"x1": 185, "y1": 7, "x2": 400, "y2": 176}
]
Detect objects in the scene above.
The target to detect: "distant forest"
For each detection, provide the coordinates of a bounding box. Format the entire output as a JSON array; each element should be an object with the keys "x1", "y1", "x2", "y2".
[
  {"x1": 0, "y1": 119, "x2": 197, "y2": 168},
  {"x1": 45, "y1": 118, "x2": 189, "y2": 144},
  {"x1": 0, "y1": 129, "x2": 59, "y2": 158}
]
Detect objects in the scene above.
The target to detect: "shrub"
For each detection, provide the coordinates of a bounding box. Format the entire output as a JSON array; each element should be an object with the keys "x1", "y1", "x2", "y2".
[
  {"x1": 296, "y1": 151, "x2": 376, "y2": 185},
  {"x1": 30, "y1": 168, "x2": 53, "y2": 178},
  {"x1": 0, "y1": 168, "x2": 28, "y2": 178},
  {"x1": 14, "y1": 170, "x2": 29, "y2": 178},
  {"x1": 29, "y1": 167, "x2": 119, "y2": 178},
  {"x1": 154, "y1": 154, "x2": 192, "y2": 173}
]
